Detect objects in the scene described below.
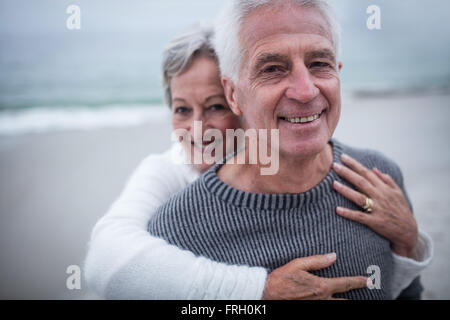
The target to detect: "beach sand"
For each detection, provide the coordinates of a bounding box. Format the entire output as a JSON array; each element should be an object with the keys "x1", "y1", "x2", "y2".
[{"x1": 0, "y1": 92, "x2": 449, "y2": 299}]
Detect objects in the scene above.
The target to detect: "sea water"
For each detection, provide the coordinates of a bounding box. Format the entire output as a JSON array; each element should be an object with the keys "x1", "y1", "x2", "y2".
[{"x1": 0, "y1": 0, "x2": 449, "y2": 135}]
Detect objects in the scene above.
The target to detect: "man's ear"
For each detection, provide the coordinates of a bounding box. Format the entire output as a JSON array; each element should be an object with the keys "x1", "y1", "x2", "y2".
[
  {"x1": 222, "y1": 76, "x2": 242, "y2": 116},
  {"x1": 338, "y1": 61, "x2": 343, "y2": 71}
]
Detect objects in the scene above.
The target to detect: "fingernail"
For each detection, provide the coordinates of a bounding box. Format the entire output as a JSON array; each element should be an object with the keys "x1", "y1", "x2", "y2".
[
  {"x1": 327, "y1": 253, "x2": 336, "y2": 262},
  {"x1": 333, "y1": 180, "x2": 341, "y2": 188},
  {"x1": 336, "y1": 207, "x2": 344, "y2": 214},
  {"x1": 333, "y1": 162, "x2": 342, "y2": 170},
  {"x1": 341, "y1": 154, "x2": 350, "y2": 161}
]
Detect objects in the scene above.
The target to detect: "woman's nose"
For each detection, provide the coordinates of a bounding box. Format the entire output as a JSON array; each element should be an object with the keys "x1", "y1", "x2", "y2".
[
  {"x1": 189, "y1": 111, "x2": 208, "y2": 142},
  {"x1": 184, "y1": 110, "x2": 202, "y2": 131}
]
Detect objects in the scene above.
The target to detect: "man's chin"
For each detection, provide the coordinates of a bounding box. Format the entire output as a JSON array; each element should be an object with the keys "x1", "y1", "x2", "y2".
[{"x1": 279, "y1": 136, "x2": 330, "y2": 159}]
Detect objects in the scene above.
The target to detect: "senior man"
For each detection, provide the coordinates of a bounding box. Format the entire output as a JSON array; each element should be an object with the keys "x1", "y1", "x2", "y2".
[{"x1": 148, "y1": 0, "x2": 431, "y2": 299}]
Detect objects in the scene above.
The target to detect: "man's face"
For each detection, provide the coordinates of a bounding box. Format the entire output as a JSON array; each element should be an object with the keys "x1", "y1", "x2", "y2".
[{"x1": 227, "y1": 4, "x2": 342, "y2": 159}]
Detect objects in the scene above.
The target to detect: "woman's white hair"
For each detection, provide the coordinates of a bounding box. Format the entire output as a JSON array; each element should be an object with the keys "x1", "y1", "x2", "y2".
[
  {"x1": 213, "y1": 0, "x2": 341, "y2": 83},
  {"x1": 162, "y1": 23, "x2": 217, "y2": 106}
]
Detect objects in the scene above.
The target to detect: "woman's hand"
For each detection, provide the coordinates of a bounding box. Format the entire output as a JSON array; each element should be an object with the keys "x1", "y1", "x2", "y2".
[
  {"x1": 332, "y1": 154, "x2": 418, "y2": 258},
  {"x1": 262, "y1": 253, "x2": 368, "y2": 300}
]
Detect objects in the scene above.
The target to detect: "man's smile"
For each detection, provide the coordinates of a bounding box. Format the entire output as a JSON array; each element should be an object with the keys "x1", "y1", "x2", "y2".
[{"x1": 278, "y1": 109, "x2": 325, "y2": 124}]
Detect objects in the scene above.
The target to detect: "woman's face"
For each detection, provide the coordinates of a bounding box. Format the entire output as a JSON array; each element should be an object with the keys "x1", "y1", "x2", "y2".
[{"x1": 170, "y1": 55, "x2": 241, "y2": 173}]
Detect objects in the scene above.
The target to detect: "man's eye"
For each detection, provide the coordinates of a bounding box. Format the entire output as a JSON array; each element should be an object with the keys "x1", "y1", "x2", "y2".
[
  {"x1": 174, "y1": 106, "x2": 190, "y2": 114},
  {"x1": 310, "y1": 61, "x2": 331, "y2": 68},
  {"x1": 262, "y1": 65, "x2": 282, "y2": 73}
]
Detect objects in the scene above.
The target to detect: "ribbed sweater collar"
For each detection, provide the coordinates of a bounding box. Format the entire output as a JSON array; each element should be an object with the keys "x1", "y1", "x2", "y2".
[{"x1": 201, "y1": 138, "x2": 344, "y2": 210}]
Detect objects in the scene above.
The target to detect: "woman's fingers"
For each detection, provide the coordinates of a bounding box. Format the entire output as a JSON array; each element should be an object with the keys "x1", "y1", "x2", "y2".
[
  {"x1": 333, "y1": 181, "x2": 366, "y2": 207},
  {"x1": 372, "y1": 168, "x2": 398, "y2": 189},
  {"x1": 332, "y1": 161, "x2": 375, "y2": 196},
  {"x1": 328, "y1": 276, "x2": 368, "y2": 294},
  {"x1": 340, "y1": 154, "x2": 381, "y2": 187},
  {"x1": 336, "y1": 206, "x2": 371, "y2": 225}
]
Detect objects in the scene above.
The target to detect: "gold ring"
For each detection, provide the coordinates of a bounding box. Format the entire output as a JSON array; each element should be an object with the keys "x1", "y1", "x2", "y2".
[{"x1": 362, "y1": 197, "x2": 374, "y2": 213}]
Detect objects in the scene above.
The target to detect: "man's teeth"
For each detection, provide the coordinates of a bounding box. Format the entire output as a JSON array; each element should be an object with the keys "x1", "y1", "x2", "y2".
[{"x1": 284, "y1": 113, "x2": 320, "y2": 123}]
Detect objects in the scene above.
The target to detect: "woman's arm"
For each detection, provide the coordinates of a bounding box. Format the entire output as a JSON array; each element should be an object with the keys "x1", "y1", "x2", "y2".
[
  {"x1": 331, "y1": 153, "x2": 433, "y2": 299},
  {"x1": 84, "y1": 144, "x2": 267, "y2": 299},
  {"x1": 84, "y1": 145, "x2": 368, "y2": 300}
]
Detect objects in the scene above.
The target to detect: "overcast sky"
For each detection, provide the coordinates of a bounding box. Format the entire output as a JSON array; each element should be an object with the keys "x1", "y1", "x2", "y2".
[
  {"x1": 0, "y1": 0, "x2": 449, "y2": 36},
  {"x1": 0, "y1": 0, "x2": 449, "y2": 96}
]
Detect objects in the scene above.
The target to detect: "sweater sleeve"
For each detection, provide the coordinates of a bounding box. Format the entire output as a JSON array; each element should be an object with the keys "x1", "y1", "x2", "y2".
[
  {"x1": 83, "y1": 144, "x2": 268, "y2": 299},
  {"x1": 387, "y1": 157, "x2": 433, "y2": 299},
  {"x1": 391, "y1": 228, "x2": 433, "y2": 299}
]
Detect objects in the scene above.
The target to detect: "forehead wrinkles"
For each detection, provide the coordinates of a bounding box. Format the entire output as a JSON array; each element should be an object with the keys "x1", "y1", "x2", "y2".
[
  {"x1": 239, "y1": 4, "x2": 333, "y2": 67},
  {"x1": 250, "y1": 34, "x2": 332, "y2": 63}
]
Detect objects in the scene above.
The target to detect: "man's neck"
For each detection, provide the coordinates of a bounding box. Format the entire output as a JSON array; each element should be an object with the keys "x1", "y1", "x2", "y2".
[{"x1": 217, "y1": 142, "x2": 334, "y2": 194}]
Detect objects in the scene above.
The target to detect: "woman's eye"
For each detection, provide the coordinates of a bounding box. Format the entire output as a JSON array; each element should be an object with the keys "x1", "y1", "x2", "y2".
[
  {"x1": 209, "y1": 104, "x2": 226, "y2": 111},
  {"x1": 174, "y1": 106, "x2": 190, "y2": 114}
]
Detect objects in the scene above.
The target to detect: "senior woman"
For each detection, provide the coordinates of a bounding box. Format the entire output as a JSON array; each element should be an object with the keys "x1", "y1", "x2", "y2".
[{"x1": 85, "y1": 23, "x2": 431, "y2": 299}]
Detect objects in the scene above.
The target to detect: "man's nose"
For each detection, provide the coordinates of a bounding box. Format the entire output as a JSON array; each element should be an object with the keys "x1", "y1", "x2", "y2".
[{"x1": 285, "y1": 65, "x2": 320, "y2": 103}]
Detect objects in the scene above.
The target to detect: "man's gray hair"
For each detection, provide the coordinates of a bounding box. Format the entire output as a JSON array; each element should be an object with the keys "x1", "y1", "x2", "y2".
[
  {"x1": 162, "y1": 23, "x2": 217, "y2": 106},
  {"x1": 213, "y1": 0, "x2": 341, "y2": 83}
]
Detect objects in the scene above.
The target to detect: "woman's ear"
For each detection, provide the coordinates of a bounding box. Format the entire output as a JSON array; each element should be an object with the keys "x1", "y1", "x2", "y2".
[{"x1": 222, "y1": 76, "x2": 242, "y2": 116}]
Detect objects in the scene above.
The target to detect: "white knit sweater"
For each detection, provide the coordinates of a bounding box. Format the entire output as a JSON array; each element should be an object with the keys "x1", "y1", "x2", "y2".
[{"x1": 84, "y1": 143, "x2": 433, "y2": 299}]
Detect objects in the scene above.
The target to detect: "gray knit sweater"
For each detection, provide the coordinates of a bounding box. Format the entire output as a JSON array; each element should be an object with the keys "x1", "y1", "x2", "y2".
[{"x1": 148, "y1": 139, "x2": 421, "y2": 299}]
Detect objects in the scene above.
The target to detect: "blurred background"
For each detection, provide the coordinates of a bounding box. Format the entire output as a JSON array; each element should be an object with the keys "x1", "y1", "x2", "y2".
[{"x1": 0, "y1": 0, "x2": 449, "y2": 299}]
